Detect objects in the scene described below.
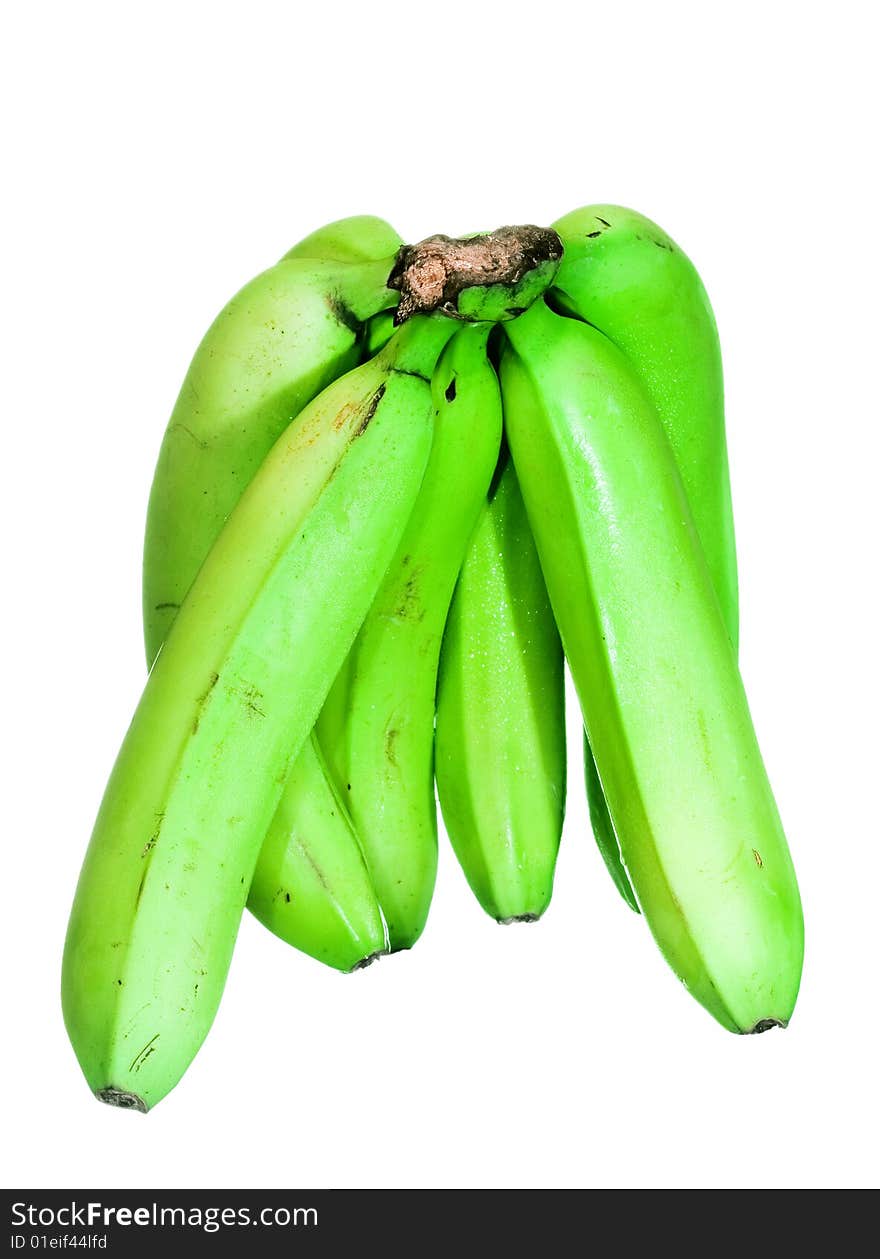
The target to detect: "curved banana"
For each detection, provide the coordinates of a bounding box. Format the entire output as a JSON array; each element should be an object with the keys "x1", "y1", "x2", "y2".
[
  {"x1": 247, "y1": 731, "x2": 387, "y2": 970},
  {"x1": 285, "y1": 216, "x2": 400, "y2": 364},
  {"x1": 318, "y1": 324, "x2": 503, "y2": 949},
  {"x1": 501, "y1": 300, "x2": 803, "y2": 1033},
  {"x1": 435, "y1": 448, "x2": 566, "y2": 922},
  {"x1": 552, "y1": 204, "x2": 737, "y2": 908},
  {"x1": 145, "y1": 223, "x2": 397, "y2": 971},
  {"x1": 63, "y1": 314, "x2": 457, "y2": 1110},
  {"x1": 283, "y1": 214, "x2": 403, "y2": 265},
  {"x1": 552, "y1": 204, "x2": 736, "y2": 637},
  {"x1": 143, "y1": 251, "x2": 398, "y2": 663}
]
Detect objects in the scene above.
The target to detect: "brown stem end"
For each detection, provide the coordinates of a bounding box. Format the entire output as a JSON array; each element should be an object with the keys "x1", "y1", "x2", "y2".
[{"x1": 388, "y1": 225, "x2": 563, "y2": 324}]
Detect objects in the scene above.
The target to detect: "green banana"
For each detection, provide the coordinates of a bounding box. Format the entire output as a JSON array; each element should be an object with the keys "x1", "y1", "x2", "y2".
[
  {"x1": 247, "y1": 731, "x2": 387, "y2": 970},
  {"x1": 283, "y1": 214, "x2": 403, "y2": 265},
  {"x1": 142, "y1": 251, "x2": 398, "y2": 663},
  {"x1": 435, "y1": 448, "x2": 566, "y2": 922},
  {"x1": 551, "y1": 204, "x2": 736, "y2": 640},
  {"x1": 250, "y1": 218, "x2": 398, "y2": 968},
  {"x1": 501, "y1": 300, "x2": 803, "y2": 1033},
  {"x1": 63, "y1": 314, "x2": 457, "y2": 1109},
  {"x1": 552, "y1": 204, "x2": 737, "y2": 908},
  {"x1": 144, "y1": 220, "x2": 400, "y2": 972},
  {"x1": 318, "y1": 324, "x2": 503, "y2": 949},
  {"x1": 285, "y1": 217, "x2": 401, "y2": 360}
]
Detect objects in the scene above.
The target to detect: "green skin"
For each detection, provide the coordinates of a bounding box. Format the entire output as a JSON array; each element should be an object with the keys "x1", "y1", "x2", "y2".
[
  {"x1": 455, "y1": 258, "x2": 562, "y2": 323},
  {"x1": 283, "y1": 214, "x2": 403, "y2": 265},
  {"x1": 435, "y1": 449, "x2": 566, "y2": 922},
  {"x1": 284, "y1": 218, "x2": 401, "y2": 363},
  {"x1": 63, "y1": 315, "x2": 457, "y2": 1109},
  {"x1": 257, "y1": 219, "x2": 401, "y2": 966},
  {"x1": 318, "y1": 324, "x2": 503, "y2": 949},
  {"x1": 249, "y1": 219, "x2": 403, "y2": 969},
  {"x1": 363, "y1": 309, "x2": 396, "y2": 357},
  {"x1": 583, "y1": 735, "x2": 639, "y2": 913},
  {"x1": 248, "y1": 731, "x2": 388, "y2": 969},
  {"x1": 142, "y1": 251, "x2": 399, "y2": 662},
  {"x1": 552, "y1": 204, "x2": 736, "y2": 633},
  {"x1": 501, "y1": 300, "x2": 803, "y2": 1033},
  {"x1": 143, "y1": 219, "x2": 558, "y2": 970},
  {"x1": 145, "y1": 218, "x2": 400, "y2": 972},
  {"x1": 552, "y1": 204, "x2": 737, "y2": 909}
]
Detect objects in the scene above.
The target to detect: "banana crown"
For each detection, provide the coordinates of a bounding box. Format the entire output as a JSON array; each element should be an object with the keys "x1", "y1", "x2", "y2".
[{"x1": 388, "y1": 225, "x2": 563, "y2": 324}]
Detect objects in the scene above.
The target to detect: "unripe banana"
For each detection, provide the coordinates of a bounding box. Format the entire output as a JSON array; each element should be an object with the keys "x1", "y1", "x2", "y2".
[
  {"x1": 247, "y1": 731, "x2": 387, "y2": 970},
  {"x1": 284, "y1": 218, "x2": 401, "y2": 362},
  {"x1": 501, "y1": 300, "x2": 803, "y2": 1033},
  {"x1": 283, "y1": 214, "x2": 403, "y2": 266},
  {"x1": 318, "y1": 324, "x2": 503, "y2": 949},
  {"x1": 63, "y1": 314, "x2": 457, "y2": 1109},
  {"x1": 143, "y1": 251, "x2": 398, "y2": 663},
  {"x1": 435, "y1": 448, "x2": 566, "y2": 922},
  {"x1": 145, "y1": 222, "x2": 400, "y2": 972},
  {"x1": 552, "y1": 205, "x2": 737, "y2": 908},
  {"x1": 551, "y1": 204, "x2": 736, "y2": 641}
]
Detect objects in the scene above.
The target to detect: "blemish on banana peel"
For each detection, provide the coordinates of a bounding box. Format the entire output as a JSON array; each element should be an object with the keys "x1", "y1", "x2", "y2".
[
  {"x1": 134, "y1": 867, "x2": 148, "y2": 910},
  {"x1": 167, "y1": 422, "x2": 208, "y2": 449},
  {"x1": 326, "y1": 293, "x2": 361, "y2": 334},
  {"x1": 753, "y1": 849, "x2": 764, "y2": 868},
  {"x1": 332, "y1": 401, "x2": 360, "y2": 432},
  {"x1": 696, "y1": 710, "x2": 711, "y2": 770},
  {"x1": 354, "y1": 384, "x2": 386, "y2": 437},
  {"x1": 192, "y1": 671, "x2": 220, "y2": 734},
  {"x1": 225, "y1": 678, "x2": 266, "y2": 719},
  {"x1": 584, "y1": 215, "x2": 612, "y2": 239},
  {"x1": 395, "y1": 571, "x2": 425, "y2": 622},
  {"x1": 294, "y1": 839, "x2": 333, "y2": 894},
  {"x1": 388, "y1": 225, "x2": 563, "y2": 324},
  {"x1": 385, "y1": 727, "x2": 399, "y2": 767},
  {"x1": 444, "y1": 378, "x2": 457, "y2": 402},
  {"x1": 141, "y1": 812, "x2": 164, "y2": 859},
  {"x1": 129, "y1": 1033, "x2": 160, "y2": 1074}
]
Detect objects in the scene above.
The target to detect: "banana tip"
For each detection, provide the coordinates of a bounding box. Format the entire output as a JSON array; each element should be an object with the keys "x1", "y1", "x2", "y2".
[
  {"x1": 95, "y1": 1087, "x2": 148, "y2": 1113},
  {"x1": 747, "y1": 1017, "x2": 788, "y2": 1035},
  {"x1": 349, "y1": 950, "x2": 385, "y2": 972},
  {"x1": 497, "y1": 913, "x2": 542, "y2": 925}
]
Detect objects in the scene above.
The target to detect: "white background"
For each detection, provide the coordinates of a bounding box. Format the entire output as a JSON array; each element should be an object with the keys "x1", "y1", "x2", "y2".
[{"x1": 3, "y1": 1, "x2": 877, "y2": 1189}]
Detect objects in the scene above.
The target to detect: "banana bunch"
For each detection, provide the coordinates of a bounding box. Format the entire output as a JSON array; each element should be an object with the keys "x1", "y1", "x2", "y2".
[{"x1": 63, "y1": 207, "x2": 803, "y2": 1111}]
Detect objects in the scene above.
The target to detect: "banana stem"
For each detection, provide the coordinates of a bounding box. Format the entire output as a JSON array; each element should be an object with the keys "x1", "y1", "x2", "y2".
[{"x1": 389, "y1": 225, "x2": 563, "y2": 324}]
